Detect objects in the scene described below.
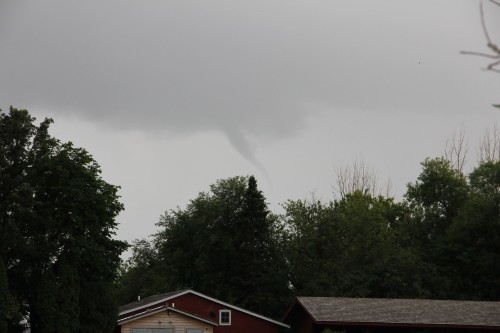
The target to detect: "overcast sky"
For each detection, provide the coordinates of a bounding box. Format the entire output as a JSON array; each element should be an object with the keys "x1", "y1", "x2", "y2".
[{"x1": 1, "y1": 0, "x2": 499, "y2": 248}]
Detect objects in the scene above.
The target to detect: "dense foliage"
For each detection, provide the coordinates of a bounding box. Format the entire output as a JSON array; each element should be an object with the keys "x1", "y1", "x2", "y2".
[
  {"x1": 119, "y1": 156, "x2": 500, "y2": 319},
  {"x1": 0, "y1": 107, "x2": 127, "y2": 333}
]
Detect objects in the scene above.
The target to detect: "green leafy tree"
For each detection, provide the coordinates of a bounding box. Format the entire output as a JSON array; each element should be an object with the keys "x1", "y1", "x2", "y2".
[
  {"x1": 282, "y1": 198, "x2": 342, "y2": 296},
  {"x1": 0, "y1": 107, "x2": 126, "y2": 333},
  {"x1": 331, "y1": 192, "x2": 415, "y2": 298},
  {"x1": 117, "y1": 238, "x2": 163, "y2": 305},
  {"x1": 469, "y1": 160, "x2": 500, "y2": 201},
  {"x1": 445, "y1": 161, "x2": 500, "y2": 300},
  {"x1": 405, "y1": 158, "x2": 469, "y2": 228},
  {"x1": 403, "y1": 157, "x2": 470, "y2": 299},
  {"x1": 283, "y1": 191, "x2": 421, "y2": 298}
]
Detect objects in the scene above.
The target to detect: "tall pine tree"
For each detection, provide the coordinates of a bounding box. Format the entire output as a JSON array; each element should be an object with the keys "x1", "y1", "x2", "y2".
[{"x1": 233, "y1": 176, "x2": 290, "y2": 316}]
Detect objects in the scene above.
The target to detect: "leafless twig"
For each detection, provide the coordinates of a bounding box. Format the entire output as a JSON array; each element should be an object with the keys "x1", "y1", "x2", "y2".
[
  {"x1": 334, "y1": 158, "x2": 393, "y2": 198},
  {"x1": 461, "y1": 1, "x2": 500, "y2": 73},
  {"x1": 478, "y1": 123, "x2": 500, "y2": 163},
  {"x1": 444, "y1": 126, "x2": 468, "y2": 173}
]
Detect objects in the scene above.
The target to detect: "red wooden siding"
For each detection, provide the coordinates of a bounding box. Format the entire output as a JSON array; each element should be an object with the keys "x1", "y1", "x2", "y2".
[{"x1": 168, "y1": 293, "x2": 282, "y2": 333}]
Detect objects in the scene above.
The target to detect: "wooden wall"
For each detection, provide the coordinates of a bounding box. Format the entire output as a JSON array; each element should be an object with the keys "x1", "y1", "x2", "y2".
[{"x1": 121, "y1": 310, "x2": 214, "y2": 333}]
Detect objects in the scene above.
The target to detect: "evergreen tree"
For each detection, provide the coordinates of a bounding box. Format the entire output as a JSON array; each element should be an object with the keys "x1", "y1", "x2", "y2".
[{"x1": 233, "y1": 176, "x2": 290, "y2": 315}]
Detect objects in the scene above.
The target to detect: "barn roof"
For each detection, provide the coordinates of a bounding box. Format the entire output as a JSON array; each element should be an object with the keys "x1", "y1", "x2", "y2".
[
  {"x1": 293, "y1": 297, "x2": 500, "y2": 327},
  {"x1": 118, "y1": 289, "x2": 289, "y2": 328},
  {"x1": 119, "y1": 290, "x2": 188, "y2": 314}
]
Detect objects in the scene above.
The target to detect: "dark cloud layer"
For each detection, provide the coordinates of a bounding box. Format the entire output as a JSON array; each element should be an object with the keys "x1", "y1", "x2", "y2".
[{"x1": 0, "y1": 0, "x2": 498, "y2": 163}]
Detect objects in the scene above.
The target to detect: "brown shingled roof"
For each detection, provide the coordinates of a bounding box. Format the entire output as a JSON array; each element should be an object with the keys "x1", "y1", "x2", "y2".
[{"x1": 297, "y1": 297, "x2": 500, "y2": 327}]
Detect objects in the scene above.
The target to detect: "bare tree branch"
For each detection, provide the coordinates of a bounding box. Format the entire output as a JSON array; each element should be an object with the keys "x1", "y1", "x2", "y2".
[
  {"x1": 334, "y1": 158, "x2": 393, "y2": 198},
  {"x1": 487, "y1": 59, "x2": 500, "y2": 72},
  {"x1": 478, "y1": 123, "x2": 500, "y2": 163},
  {"x1": 444, "y1": 126, "x2": 468, "y2": 173},
  {"x1": 460, "y1": 51, "x2": 499, "y2": 59},
  {"x1": 461, "y1": 1, "x2": 500, "y2": 72},
  {"x1": 480, "y1": 2, "x2": 493, "y2": 45}
]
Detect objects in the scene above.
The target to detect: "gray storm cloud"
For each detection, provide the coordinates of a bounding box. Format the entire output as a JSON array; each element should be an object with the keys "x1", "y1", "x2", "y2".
[{"x1": 0, "y1": 0, "x2": 494, "y2": 166}]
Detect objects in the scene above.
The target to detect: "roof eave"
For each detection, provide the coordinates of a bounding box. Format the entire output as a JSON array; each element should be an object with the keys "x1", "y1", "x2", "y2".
[
  {"x1": 118, "y1": 305, "x2": 167, "y2": 325},
  {"x1": 118, "y1": 290, "x2": 187, "y2": 317},
  {"x1": 117, "y1": 305, "x2": 219, "y2": 327},
  {"x1": 314, "y1": 321, "x2": 500, "y2": 330}
]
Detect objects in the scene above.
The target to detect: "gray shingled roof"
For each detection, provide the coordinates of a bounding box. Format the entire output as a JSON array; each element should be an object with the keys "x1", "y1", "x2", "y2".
[
  {"x1": 297, "y1": 297, "x2": 500, "y2": 327},
  {"x1": 119, "y1": 290, "x2": 188, "y2": 314}
]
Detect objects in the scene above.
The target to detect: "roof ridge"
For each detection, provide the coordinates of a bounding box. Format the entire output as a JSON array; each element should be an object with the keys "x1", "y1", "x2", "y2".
[
  {"x1": 297, "y1": 296, "x2": 500, "y2": 304},
  {"x1": 118, "y1": 289, "x2": 189, "y2": 313}
]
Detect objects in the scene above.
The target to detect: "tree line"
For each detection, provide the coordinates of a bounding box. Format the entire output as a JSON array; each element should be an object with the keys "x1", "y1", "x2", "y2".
[{"x1": 118, "y1": 149, "x2": 500, "y2": 319}]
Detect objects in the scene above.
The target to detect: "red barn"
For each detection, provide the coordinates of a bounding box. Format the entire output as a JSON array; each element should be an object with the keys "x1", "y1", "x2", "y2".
[{"x1": 117, "y1": 289, "x2": 289, "y2": 333}]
